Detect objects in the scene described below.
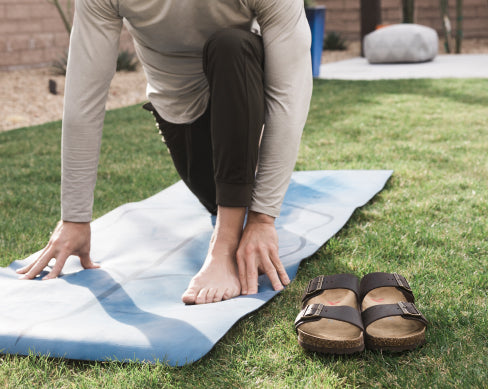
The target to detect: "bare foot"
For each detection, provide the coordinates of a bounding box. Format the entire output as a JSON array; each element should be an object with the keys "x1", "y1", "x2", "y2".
[
  {"x1": 181, "y1": 206, "x2": 245, "y2": 305},
  {"x1": 181, "y1": 250, "x2": 241, "y2": 304}
]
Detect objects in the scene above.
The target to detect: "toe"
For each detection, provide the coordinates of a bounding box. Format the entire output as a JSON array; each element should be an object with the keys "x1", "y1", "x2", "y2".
[
  {"x1": 222, "y1": 288, "x2": 232, "y2": 301},
  {"x1": 206, "y1": 288, "x2": 217, "y2": 304},
  {"x1": 222, "y1": 285, "x2": 240, "y2": 301},
  {"x1": 182, "y1": 288, "x2": 197, "y2": 305},
  {"x1": 195, "y1": 288, "x2": 209, "y2": 305},
  {"x1": 213, "y1": 288, "x2": 225, "y2": 303}
]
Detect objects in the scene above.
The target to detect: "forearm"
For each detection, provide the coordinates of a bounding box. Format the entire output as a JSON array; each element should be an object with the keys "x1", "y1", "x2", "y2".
[
  {"x1": 250, "y1": 1, "x2": 313, "y2": 217},
  {"x1": 60, "y1": 0, "x2": 122, "y2": 222},
  {"x1": 61, "y1": 123, "x2": 103, "y2": 222}
]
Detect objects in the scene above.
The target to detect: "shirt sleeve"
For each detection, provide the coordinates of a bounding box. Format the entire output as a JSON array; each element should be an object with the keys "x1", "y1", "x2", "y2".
[
  {"x1": 61, "y1": 0, "x2": 122, "y2": 222},
  {"x1": 248, "y1": 0, "x2": 313, "y2": 218}
]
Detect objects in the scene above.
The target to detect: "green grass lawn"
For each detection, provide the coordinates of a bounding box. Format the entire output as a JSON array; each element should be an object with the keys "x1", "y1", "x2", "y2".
[{"x1": 1, "y1": 78, "x2": 487, "y2": 388}]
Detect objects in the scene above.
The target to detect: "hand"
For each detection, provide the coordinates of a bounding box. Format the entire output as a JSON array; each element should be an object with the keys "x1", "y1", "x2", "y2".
[
  {"x1": 17, "y1": 220, "x2": 99, "y2": 280},
  {"x1": 236, "y1": 211, "x2": 290, "y2": 295}
]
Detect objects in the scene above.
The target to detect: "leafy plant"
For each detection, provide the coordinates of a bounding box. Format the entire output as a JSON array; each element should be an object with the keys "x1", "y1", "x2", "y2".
[
  {"x1": 440, "y1": 0, "x2": 464, "y2": 53},
  {"x1": 116, "y1": 50, "x2": 139, "y2": 72},
  {"x1": 46, "y1": 0, "x2": 72, "y2": 35},
  {"x1": 46, "y1": 0, "x2": 138, "y2": 73},
  {"x1": 51, "y1": 50, "x2": 139, "y2": 75},
  {"x1": 402, "y1": 0, "x2": 415, "y2": 23},
  {"x1": 455, "y1": 0, "x2": 463, "y2": 53},
  {"x1": 51, "y1": 49, "x2": 68, "y2": 75},
  {"x1": 323, "y1": 31, "x2": 348, "y2": 50},
  {"x1": 304, "y1": 0, "x2": 316, "y2": 7}
]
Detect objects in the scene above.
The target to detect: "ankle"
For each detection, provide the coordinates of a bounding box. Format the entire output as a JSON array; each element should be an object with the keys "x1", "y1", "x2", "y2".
[
  {"x1": 208, "y1": 230, "x2": 240, "y2": 257},
  {"x1": 212, "y1": 206, "x2": 246, "y2": 240}
]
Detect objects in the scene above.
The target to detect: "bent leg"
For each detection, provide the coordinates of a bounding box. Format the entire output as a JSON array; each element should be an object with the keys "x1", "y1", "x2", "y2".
[
  {"x1": 203, "y1": 28, "x2": 265, "y2": 207},
  {"x1": 143, "y1": 102, "x2": 217, "y2": 214},
  {"x1": 182, "y1": 29, "x2": 266, "y2": 304}
]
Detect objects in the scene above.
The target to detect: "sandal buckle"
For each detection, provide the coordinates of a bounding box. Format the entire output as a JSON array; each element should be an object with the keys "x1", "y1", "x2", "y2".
[
  {"x1": 316, "y1": 275, "x2": 325, "y2": 290},
  {"x1": 398, "y1": 301, "x2": 421, "y2": 317},
  {"x1": 393, "y1": 273, "x2": 412, "y2": 292},
  {"x1": 305, "y1": 275, "x2": 325, "y2": 295},
  {"x1": 304, "y1": 303, "x2": 323, "y2": 319}
]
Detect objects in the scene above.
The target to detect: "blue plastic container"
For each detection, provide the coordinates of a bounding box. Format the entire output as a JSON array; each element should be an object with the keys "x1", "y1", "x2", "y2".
[{"x1": 305, "y1": 6, "x2": 326, "y2": 78}]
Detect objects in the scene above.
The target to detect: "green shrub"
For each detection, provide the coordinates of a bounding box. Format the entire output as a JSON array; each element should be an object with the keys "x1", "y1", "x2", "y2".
[
  {"x1": 51, "y1": 50, "x2": 139, "y2": 75},
  {"x1": 116, "y1": 50, "x2": 139, "y2": 72},
  {"x1": 51, "y1": 50, "x2": 68, "y2": 75},
  {"x1": 323, "y1": 31, "x2": 348, "y2": 51}
]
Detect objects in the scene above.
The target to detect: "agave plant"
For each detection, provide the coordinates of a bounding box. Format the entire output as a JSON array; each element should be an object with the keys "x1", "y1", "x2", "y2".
[
  {"x1": 323, "y1": 31, "x2": 348, "y2": 51},
  {"x1": 46, "y1": 0, "x2": 139, "y2": 73}
]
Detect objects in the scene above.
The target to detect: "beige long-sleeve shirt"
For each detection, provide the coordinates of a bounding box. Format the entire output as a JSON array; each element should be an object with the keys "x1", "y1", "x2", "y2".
[{"x1": 61, "y1": 0, "x2": 312, "y2": 221}]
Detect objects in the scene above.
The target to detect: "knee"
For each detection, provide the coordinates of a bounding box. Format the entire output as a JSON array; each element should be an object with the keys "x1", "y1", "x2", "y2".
[{"x1": 203, "y1": 28, "x2": 263, "y2": 67}]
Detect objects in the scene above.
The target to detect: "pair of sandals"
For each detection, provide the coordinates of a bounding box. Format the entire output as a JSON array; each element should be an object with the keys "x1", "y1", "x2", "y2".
[{"x1": 294, "y1": 272, "x2": 428, "y2": 354}]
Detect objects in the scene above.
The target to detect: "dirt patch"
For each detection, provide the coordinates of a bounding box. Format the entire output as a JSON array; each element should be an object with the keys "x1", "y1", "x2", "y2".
[
  {"x1": 1, "y1": 38, "x2": 487, "y2": 133},
  {"x1": 0, "y1": 68, "x2": 147, "y2": 132}
]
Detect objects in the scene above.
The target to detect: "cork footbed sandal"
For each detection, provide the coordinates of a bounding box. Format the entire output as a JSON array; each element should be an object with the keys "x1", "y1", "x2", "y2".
[
  {"x1": 294, "y1": 274, "x2": 365, "y2": 354},
  {"x1": 359, "y1": 272, "x2": 429, "y2": 352}
]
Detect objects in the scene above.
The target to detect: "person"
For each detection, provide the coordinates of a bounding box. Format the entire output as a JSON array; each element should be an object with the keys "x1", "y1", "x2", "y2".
[{"x1": 17, "y1": 0, "x2": 313, "y2": 305}]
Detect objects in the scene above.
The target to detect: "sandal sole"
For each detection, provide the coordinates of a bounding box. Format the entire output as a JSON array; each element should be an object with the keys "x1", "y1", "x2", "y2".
[
  {"x1": 365, "y1": 327, "x2": 426, "y2": 352},
  {"x1": 297, "y1": 323, "x2": 365, "y2": 355},
  {"x1": 298, "y1": 336, "x2": 365, "y2": 355}
]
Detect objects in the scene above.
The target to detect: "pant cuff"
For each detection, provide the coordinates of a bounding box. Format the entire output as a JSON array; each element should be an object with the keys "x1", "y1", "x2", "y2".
[{"x1": 216, "y1": 181, "x2": 253, "y2": 207}]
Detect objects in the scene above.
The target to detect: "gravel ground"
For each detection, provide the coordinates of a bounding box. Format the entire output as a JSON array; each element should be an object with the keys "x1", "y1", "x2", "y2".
[
  {"x1": 0, "y1": 68, "x2": 148, "y2": 132},
  {"x1": 1, "y1": 38, "x2": 487, "y2": 132}
]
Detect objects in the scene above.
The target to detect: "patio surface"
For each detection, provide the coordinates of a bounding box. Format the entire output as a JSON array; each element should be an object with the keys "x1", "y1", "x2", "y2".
[{"x1": 319, "y1": 54, "x2": 488, "y2": 80}]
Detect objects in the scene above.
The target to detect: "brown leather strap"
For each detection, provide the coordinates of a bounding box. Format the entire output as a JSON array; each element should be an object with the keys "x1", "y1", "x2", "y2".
[
  {"x1": 359, "y1": 272, "x2": 415, "y2": 303},
  {"x1": 362, "y1": 302, "x2": 429, "y2": 328},
  {"x1": 301, "y1": 274, "x2": 360, "y2": 306},
  {"x1": 295, "y1": 303, "x2": 364, "y2": 332}
]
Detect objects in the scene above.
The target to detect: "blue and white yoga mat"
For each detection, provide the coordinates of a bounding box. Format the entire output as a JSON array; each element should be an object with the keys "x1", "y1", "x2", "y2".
[{"x1": 0, "y1": 170, "x2": 392, "y2": 365}]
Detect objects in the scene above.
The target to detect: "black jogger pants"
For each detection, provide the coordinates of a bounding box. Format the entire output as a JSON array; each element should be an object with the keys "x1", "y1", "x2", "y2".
[{"x1": 144, "y1": 28, "x2": 265, "y2": 215}]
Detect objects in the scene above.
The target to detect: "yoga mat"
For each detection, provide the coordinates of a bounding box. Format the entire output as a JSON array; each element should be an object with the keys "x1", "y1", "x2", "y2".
[{"x1": 0, "y1": 170, "x2": 392, "y2": 365}]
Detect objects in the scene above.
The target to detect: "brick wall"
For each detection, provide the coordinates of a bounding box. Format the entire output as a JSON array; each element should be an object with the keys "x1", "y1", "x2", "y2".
[
  {"x1": 0, "y1": 0, "x2": 133, "y2": 71},
  {"x1": 0, "y1": 0, "x2": 70, "y2": 70},
  {"x1": 319, "y1": 0, "x2": 488, "y2": 41},
  {"x1": 1, "y1": 0, "x2": 487, "y2": 70}
]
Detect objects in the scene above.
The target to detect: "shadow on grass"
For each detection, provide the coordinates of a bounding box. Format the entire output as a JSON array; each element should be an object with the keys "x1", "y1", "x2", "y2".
[{"x1": 313, "y1": 78, "x2": 488, "y2": 107}]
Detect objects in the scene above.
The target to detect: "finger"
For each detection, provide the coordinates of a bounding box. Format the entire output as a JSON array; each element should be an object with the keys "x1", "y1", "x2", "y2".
[
  {"x1": 79, "y1": 252, "x2": 100, "y2": 270},
  {"x1": 269, "y1": 250, "x2": 290, "y2": 286},
  {"x1": 236, "y1": 251, "x2": 248, "y2": 295},
  {"x1": 261, "y1": 258, "x2": 284, "y2": 292},
  {"x1": 42, "y1": 252, "x2": 70, "y2": 280},
  {"x1": 16, "y1": 261, "x2": 37, "y2": 275},
  {"x1": 245, "y1": 255, "x2": 259, "y2": 295},
  {"x1": 16, "y1": 244, "x2": 52, "y2": 275},
  {"x1": 19, "y1": 248, "x2": 55, "y2": 280}
]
